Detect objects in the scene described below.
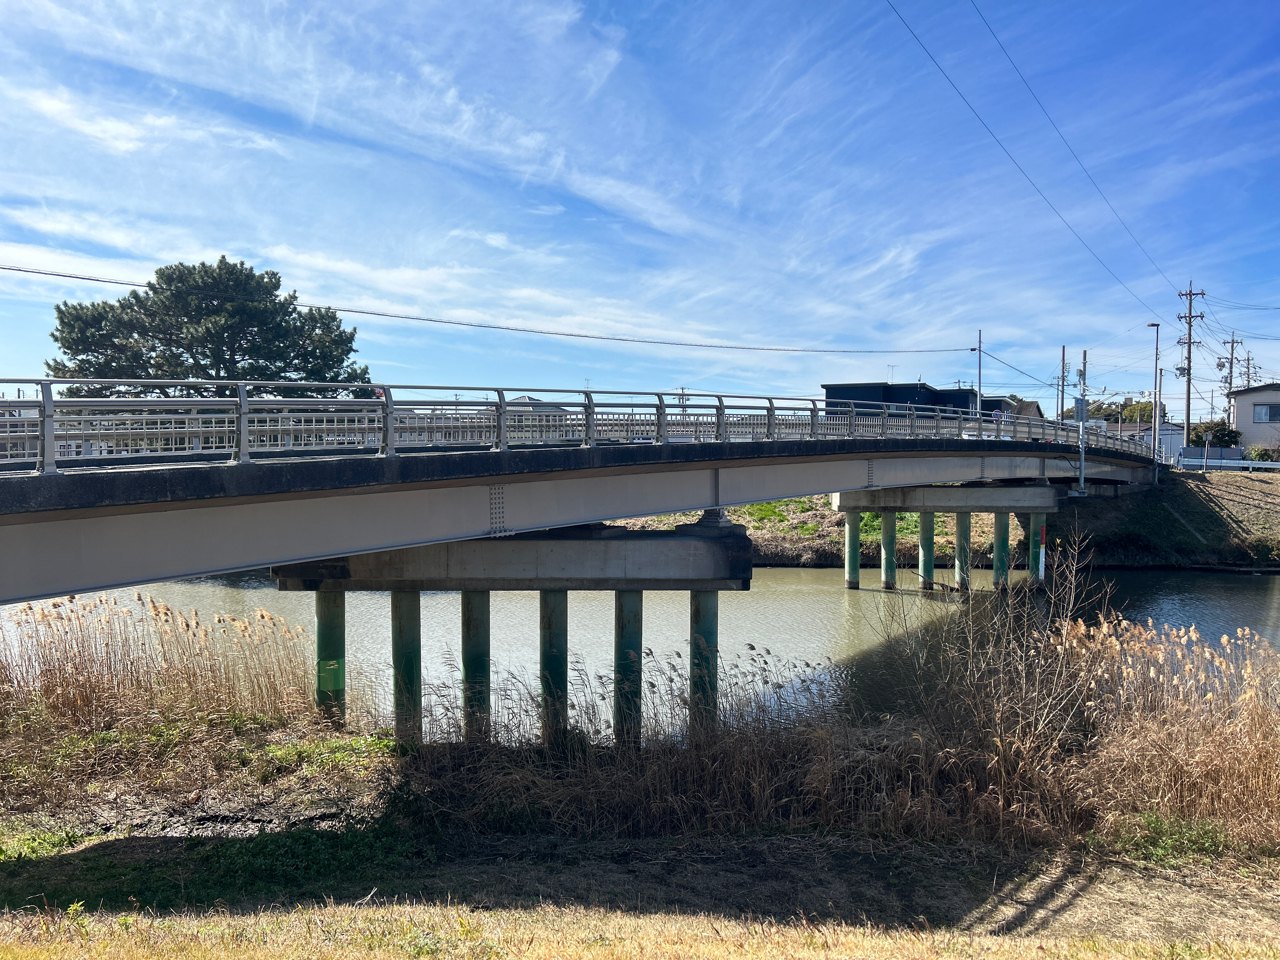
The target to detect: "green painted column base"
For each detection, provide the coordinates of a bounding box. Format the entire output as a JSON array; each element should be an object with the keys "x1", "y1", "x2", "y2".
[
  {"x1": 993, "y1": 512, "x2": 1010, "y2": 591},
  {"x1": 918, "y1": 511, "x2": 935, "y2": 590},
  {"x1": 315, "y1": 590, "x2": 346, "y2": 728},
  {"x1": 461, "y1": 590, "x2": 491, "y2": 743},
  {"x1": 614, "y1": 590, "x2": 643, "y2": 748},
  {"x1": 690, "y1": 590, "x2": 719, "y2": 734},
  {"x1": 540, "y1": 589, "x2": 569, "y2": 748},
  {"x1": 955, "y1": 512, "x2": 972, "y2": 592},
  {"x1": 1029, "y1": 511, "x2": 1047, "y2": 586},
  {"x1": 391, "y1": 589, "x2": 422, "y2": 746},
  {"x1": 844, "y1": 511, "x2": 861, "y2": 589},
  {"x1": 880, "y1": 511, "x2": 897, "y2": 590}
]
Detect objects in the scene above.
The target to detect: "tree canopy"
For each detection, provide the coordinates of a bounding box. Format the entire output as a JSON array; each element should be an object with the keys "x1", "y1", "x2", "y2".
[
  {"x1": 46, "y1": 257, "x2": 370, "y2": 395},
  {"x1": 1188, "y1": 419, "x2": 1242, "y2": 448}
]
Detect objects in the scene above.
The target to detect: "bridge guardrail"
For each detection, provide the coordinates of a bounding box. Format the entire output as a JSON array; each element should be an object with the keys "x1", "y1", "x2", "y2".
[{"x1": 0, "y1": 378, "x2": 1156, "y2": 475}]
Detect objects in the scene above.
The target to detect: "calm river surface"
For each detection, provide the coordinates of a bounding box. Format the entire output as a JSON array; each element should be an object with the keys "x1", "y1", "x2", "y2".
[{"x1": 4, "y1": 565, "x2": 1279, "y2": 714}]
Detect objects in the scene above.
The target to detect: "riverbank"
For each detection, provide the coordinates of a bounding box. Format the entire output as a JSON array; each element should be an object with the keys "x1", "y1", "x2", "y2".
[
  {"x1": 625, "y1": 471, "x2": 1280, "y2": 570},
  {"x1": 5, "y1": 580, "x2": 1280, "y2": 955}
]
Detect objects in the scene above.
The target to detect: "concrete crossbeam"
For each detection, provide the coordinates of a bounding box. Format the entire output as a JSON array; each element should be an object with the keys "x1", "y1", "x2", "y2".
[
  {"x1": 273, "y1": 522, "x2": 752, "y2": 592},
  {"x1": 832, "y1": 485, "x2": 1059, "y2": 513}
]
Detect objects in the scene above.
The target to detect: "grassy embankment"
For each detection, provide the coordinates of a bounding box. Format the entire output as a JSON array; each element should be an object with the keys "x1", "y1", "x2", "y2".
[
  {"x1": 5, "y1": 564, "x2": 1280, "y2": 954},
  {"x1": 633, "y1": 471, "x2": 1280, "y2": 569}
]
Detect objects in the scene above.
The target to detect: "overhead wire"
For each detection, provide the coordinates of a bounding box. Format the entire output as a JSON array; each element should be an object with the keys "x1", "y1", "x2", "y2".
[
  {"x1": 882, "y1": 0, "x2": 1166, "y2": 324},
  {"x1": 967, "y1": 0, "x2": 1180, "y2": 295},
  {"x1": 0, "y1": 262, "x2": 971, "y2": 356},
  {"x1": 979, "y1": 348, "x2": 1056, "y2": 388}
]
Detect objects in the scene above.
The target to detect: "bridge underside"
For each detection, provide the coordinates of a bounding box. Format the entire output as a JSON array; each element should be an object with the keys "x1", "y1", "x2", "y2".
[{"x1": 0, "y1": 438, "x2": 1148, "y2": 603}]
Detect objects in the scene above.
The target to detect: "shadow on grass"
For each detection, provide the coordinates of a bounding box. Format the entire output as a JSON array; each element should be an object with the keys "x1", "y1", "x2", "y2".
[{"x1": 0, "y1": 794, "x2": 1096, "y2": 933}]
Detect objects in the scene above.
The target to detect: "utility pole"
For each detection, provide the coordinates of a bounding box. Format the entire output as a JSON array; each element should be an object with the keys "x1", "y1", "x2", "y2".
[
  {"x1": 1058, "y1": 344, "x2": 1067, "y2": 420},
  {"x1": 976, "y1": 329, "x2": 983, "y2": 439},
  {"x1": 1219, "y1": 331, "x2": 1243, "y2": 393},
  {"x1": 1178, "y1": 286, "x2": 1205, "y2": 448},
  {"x1": 1076, "y1": 350, "x2": 1088, "y2": 495}
]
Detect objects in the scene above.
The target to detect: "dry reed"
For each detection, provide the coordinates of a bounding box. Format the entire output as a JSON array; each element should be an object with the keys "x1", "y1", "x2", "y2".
[{"x1": 0, "y1": 594, "x2": 320, "y2": 803}]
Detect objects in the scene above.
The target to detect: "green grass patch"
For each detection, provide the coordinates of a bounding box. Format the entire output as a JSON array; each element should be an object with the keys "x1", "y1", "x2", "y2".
[
  {"x1": 0, "y1": 826, "x2": 83, "y2": 863},
  {"x1": 742, "y1": 498, "x2": 814, "y2": 524},
  {"x1": 253, "y1": 734, "x2": 397, "y2": 782},
  {"x1": 1104, "y1": 813, "x2": 1231, "y2": 864}
]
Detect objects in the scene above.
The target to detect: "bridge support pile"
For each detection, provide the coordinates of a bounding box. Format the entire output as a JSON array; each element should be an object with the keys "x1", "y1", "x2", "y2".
[
  {"x1": 834, "y1": 487, "x2": 1057, "y2": 591},
  {"x1": 272, "y1": 512, "x2": 751, "y2": 744}
]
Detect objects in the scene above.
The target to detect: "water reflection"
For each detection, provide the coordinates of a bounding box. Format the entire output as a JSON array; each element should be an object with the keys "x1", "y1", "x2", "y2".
[{"x1": 4, "y1": 565, "x2": 1279, "y2": 713}]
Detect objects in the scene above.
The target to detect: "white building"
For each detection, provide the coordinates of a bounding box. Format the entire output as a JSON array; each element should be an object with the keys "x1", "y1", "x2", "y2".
[{"x1": 1227, "y1": 383, "x2": 1280, "y2": 452}]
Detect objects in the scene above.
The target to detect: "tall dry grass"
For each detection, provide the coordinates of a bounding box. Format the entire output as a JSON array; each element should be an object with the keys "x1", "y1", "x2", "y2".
[{"x1": 0, "y1": 595, "x2": 319, "y2": 803}]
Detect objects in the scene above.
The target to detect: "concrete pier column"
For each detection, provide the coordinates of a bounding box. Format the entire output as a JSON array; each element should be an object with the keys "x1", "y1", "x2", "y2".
[
  {"x1": 880, "y1": 511, "x2": 897, "y2": 590},
  {"x1": 315, "y1": 591, "x2": 346, "y2": 726},
  {"x1": 918, "y1": 511, "x2": 935, "y2": 590},
  {"x1": 844, "y1": 511, "x2": 861, "y2": 589},
  {"x1": 613, "y1": 590, "x2": 644, "y2": 748},
  {"x1": 1029, "y1": 511, "x2": 1047, "y2": 585},
  {"x1": 390, "y1": 589, "x2": 422, "y2": 745},
  {"x1": 540, "y1": 589, "x2": 569, "y2": 747},
  {"x1": 954, "y1": 512, "x2": 972, "y2": 591},
  {"x1": 993, "y1": 512, "x2": 1010, "y2": 590},
  {"x1": 689, "y1": 590, "x2": 719, "y2": 732},
  {"x1": 460, "y1": 590, "x2": 491, "y2": 742}
]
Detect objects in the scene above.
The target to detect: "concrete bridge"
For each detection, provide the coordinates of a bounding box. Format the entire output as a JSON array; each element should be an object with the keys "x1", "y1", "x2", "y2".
[{"x1": 0, "y1": 378, "x2": 1155, "y2": 741}]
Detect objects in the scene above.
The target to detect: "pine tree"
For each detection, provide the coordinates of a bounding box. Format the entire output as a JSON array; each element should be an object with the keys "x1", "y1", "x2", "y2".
[{"x1": 46, "y1": 257, "x2": 370, "y2": 396}]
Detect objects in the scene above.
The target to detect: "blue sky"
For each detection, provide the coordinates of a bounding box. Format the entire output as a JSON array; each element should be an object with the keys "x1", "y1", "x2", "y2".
[{"x1": 1, "y1": 0, "x2": 1278, "y2": 420}]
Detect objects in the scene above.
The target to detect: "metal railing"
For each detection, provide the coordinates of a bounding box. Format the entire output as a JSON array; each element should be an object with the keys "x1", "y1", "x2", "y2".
[{"x1": 0, "y1": 379, "x2": 1155, "y2": 476}]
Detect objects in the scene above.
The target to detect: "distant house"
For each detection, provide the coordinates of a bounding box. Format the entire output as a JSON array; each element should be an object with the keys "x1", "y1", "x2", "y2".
[
  {"x1": 821, "y1": 381, "x2": 1022, "y2": 416},
  {"x1": 1011, "y1": 399, "x2": 1044, "y2": 420},
  {"x1": 1227, "y1": 383, "x2": 1280, "y2": 451}
]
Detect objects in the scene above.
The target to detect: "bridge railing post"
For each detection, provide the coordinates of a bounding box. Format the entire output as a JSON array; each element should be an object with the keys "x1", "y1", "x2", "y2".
[
  {"x1": 715, "y1": 396, "x2": 727, "y2": 442},
  {"x1": 235, "y1": 383, "x2": 251, "y2": 464},
  {"x1": 38, "y1": 381, "x2": 57, "y2": 475},
  {"x1": 809, "y1": 399, "x2": 819, "y2": 439},
  {"x1": 907, "y1": 404, "x2": 916, "y2": 438},
  {"x1": 494, "y1": 389, "x2": 509, "y2": 451},
  {"x1": 655, "y1": 394, "x2": 668, "y2": 444},
  {"x1": 765, "y1": 398, "x2": 776, "y2": 440},
  {"x1": 583, "y1": 391, "x2": 596, "y2": 447},
  {"x1": 879, "y1": 405, "x2": 888, "y2": 438},
  {"x1": 381, "y1": 386, "x2": 397, "y2": 457}
]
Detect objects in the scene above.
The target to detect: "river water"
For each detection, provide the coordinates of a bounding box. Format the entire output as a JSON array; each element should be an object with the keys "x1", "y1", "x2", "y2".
[{"x1": 4, "y1": 565, "x2": 1277, "y2": 714}]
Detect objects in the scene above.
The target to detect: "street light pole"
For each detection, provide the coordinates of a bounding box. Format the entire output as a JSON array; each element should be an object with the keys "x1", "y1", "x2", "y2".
[{"x1": 1147, "y1": 322, "x2": 1160, "y2": 484}]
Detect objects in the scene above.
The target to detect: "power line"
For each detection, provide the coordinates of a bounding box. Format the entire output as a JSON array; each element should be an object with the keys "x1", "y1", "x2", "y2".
[
  {"x1": 980, "y1": 349, "x2": 1056, "y2": 388},
  {"x1": 0, "y1": 262, "x2": 972, "y2": 356},
  {"x1": 1204, "y1": 295, "x2": 1280, "y2": 311},
  {"x1": 883, "y1": 0, "x2": 1166, "y2": 323},
  {"x1": 968, "y1": 0, "x2": 1180, "y2": 295}
]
